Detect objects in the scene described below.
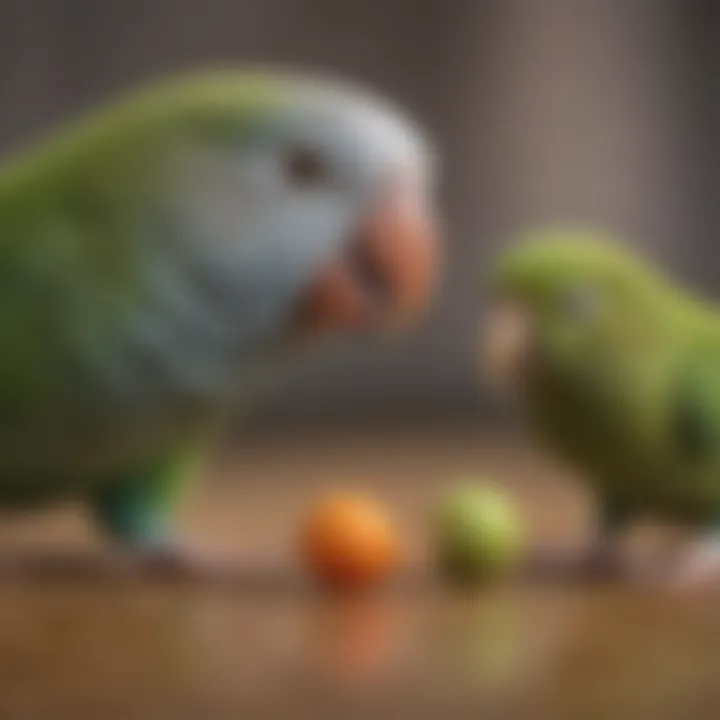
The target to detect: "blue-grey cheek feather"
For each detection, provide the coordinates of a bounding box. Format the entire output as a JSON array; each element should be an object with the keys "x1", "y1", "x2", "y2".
[
  {"x1": 0, "y1": 151, "x2": 359, "y2": 476},
  {"x1": 75, "y1": 180, "x2": 355, "y2": 424}
]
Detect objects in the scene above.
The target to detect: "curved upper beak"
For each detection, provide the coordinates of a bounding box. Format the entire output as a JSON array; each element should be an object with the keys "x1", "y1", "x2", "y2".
[
  {"x1": 481, "y1": 300, "x2": 533, "y2": 390},
  {"x1": 295, "y1": 178, "x2": 441, "y2": 334}
]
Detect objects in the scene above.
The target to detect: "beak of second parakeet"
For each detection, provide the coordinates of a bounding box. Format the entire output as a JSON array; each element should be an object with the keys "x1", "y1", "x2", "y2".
[
  {"x1": 294, "y1": 174, "x2": 441, "y2": 334},
  {"x1": 481, "y1": 300, "x2": 534, "y2": 392}
]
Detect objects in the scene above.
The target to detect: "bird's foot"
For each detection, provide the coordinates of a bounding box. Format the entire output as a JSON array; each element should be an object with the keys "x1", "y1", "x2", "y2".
[{"x1": 660, "y1": 537, "x2": 720, "y2": 591}]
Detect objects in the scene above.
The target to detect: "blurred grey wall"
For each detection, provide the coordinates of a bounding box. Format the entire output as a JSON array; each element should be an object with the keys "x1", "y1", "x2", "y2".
[{"x1": 0, "y1": 0, "x2": 706, "y2": 422}]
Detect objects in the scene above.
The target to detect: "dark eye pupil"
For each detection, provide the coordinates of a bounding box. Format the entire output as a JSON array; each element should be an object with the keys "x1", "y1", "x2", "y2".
[{"x1": 285, "y1": 147, "x2": 325, "y2": 186}]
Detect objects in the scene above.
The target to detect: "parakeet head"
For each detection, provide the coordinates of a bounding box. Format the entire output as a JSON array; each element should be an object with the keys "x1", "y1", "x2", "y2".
[
  {"x1": 98, "y1": 70, "x2": 441, "y2": 347},
  {"x1": 482, "y1": 228, "x2": 693, "y2": 394},
  {"x1": 4, "y1": 69, "x2": 440, "y2": 360}
]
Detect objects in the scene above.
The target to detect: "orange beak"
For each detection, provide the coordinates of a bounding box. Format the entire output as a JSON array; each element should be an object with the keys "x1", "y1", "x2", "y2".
[{"x1": 295, "y1": 181, "x2": 441, "y2": 334}]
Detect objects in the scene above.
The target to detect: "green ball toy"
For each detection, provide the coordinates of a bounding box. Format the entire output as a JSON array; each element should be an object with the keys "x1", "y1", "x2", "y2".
[{"x1": 435, "y1": 483, "x2": 525, "y2": 584}]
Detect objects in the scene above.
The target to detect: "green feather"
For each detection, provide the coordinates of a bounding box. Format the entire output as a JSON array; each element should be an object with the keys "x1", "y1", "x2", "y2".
[
  {"x1": 491, "y1": 228, "x2": 720, "y2": 527},
  {"x1": 0, "y1": 72, "x2": 287, "y2": 485}
]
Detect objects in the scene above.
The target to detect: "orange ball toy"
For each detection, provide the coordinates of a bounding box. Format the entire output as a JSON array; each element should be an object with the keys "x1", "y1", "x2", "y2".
[{"x1": 302, "y1": 493, "x2": 402, "y2": 591}]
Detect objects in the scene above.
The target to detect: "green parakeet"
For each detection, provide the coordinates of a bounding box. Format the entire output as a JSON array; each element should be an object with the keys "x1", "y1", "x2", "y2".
[
  {"x1": 485, "y1": 228, "x2": 720, "y2": 582},
  {"x1": 0, "y1": 70, "x2": 439, "y2": 578}
]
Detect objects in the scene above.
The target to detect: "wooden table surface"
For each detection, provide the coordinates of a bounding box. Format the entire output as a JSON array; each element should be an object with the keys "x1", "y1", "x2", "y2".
[{"x1": 0, "y1": 422, "x2": 718, "y2": 719}]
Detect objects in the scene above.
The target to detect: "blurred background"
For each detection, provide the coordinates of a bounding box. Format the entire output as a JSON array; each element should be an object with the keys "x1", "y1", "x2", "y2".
[{"x1": 1, "y1": 0, "x2": 708, "y2": 426}]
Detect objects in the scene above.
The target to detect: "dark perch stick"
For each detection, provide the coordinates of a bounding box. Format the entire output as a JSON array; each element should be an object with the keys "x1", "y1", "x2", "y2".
[
  {"x1": 521, "y1": 547, "x2": 630, "y2": 583},
  {"x1": 0, "y1": 552, "x2": 301, "y2": 592},
  {"x1": 0, "y1": 548, "x2": 639, "y2": 593}
]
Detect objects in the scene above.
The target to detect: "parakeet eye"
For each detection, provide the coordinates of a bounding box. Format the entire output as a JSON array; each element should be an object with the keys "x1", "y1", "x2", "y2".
[
  {"x1": 283, "y1": 146, "x2": 327, "y2": 188},
  {"x1": 561, "y1": 283, "x2": 598, "y2": 321}
]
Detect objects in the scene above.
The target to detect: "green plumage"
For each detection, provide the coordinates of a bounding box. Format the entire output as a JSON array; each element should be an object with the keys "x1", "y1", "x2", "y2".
[
  {"x1": 491, "y1": 228, "x2": 720, "y2": 530},
  {"x1": 0, "y1": 77, "x2": 279, "y2": 479},
  {"x1": 0, "y1": 75, "x2": 288, "y2": 540}
]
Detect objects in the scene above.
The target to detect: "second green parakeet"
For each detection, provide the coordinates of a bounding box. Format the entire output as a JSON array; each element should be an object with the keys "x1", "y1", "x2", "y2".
[
  {"x1": 485, "y1": 228, "x2": 720, "y2": 583},
  {"x1": 0, "y1": 69, "x2": 440, "y2": 579}
]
